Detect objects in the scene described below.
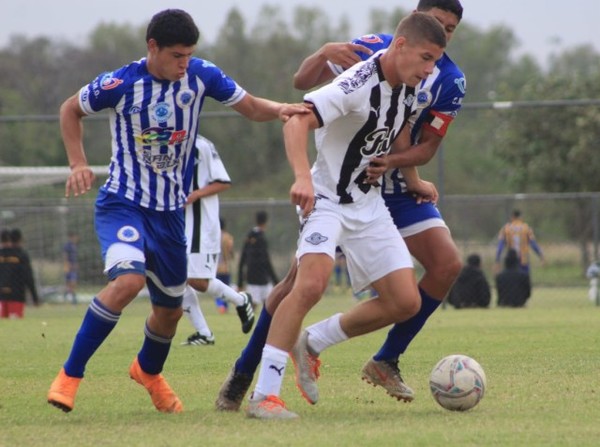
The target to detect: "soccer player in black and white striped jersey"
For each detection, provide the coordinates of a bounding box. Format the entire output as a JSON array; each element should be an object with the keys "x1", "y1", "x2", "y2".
[{"x1": 245, "y1": 12, "x2": 447, "y2": 419}]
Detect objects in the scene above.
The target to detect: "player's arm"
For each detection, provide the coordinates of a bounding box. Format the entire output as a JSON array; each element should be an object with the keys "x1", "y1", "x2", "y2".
[
  {"x1": 185, "y1": 181, "x2": 231, "y2": 205},
  {"x1": 293, "y1": 42, "x2": 373, "y2": 90},
  {"x1": 231, "y1": 94, "x2": 311, "y2": 122},
  {"x1": 283, "y1": 110, "x2": 320, "y2": 216},
  {"x1": 60, "y1": 93, "x2": 95, "y2": 197}
]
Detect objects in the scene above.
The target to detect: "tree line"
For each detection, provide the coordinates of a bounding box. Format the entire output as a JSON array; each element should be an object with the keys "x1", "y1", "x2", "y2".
[{"x1": 1, "y1": 5, "x2": 599, "y2": 197}]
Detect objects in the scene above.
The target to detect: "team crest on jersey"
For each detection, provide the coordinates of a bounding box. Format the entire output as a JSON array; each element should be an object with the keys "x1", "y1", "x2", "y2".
[
  {"x1": 99, "y1": 73, "x2": 123, "y2": 90},
  {"x1": 403, "y1": 94, "x2": 416, "y2": 108},
  {"x1": 117, "y1": 226, "x2": 140, "y2": 242},
  {"x1": 305, "y1": 232, "x2": 328, "y2": 246},
  {"x1": 152, "y1": 102, "x2": 173, "y2": 123},
  {"x1": 176, "y1": 89, "x2": 195, "y2": 109},
  {"x1": 128, "y1": 105, "x2": 142, "y2": 115},
  {"x1": 359, "y1": 34, "x2": 383, "y2": 44},
  {"x1": 339, "y1": 61, "x2": 377, "y2": 95},
  {"x1": 416, "y1": 90, "x2": 433, "y2": 108},
  {"x1": 454, "y1": 77, "x2": 466, "y2": 94}
]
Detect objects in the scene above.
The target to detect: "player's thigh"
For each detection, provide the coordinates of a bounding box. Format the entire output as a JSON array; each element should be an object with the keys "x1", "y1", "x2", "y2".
[{"x1": 404, "y1": 226, "x2": 460, "y2": 272}]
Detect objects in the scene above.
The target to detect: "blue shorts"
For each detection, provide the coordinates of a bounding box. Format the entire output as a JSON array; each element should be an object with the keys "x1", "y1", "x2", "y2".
[
  {"x1": 95, "y1": 190, "x2": 187, "y2": 308},
  {"x1": 383, "y1": 192, "x2": 447, "y2": 236}
]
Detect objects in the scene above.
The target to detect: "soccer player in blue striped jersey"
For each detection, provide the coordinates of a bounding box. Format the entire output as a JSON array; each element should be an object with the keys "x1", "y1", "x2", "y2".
[
  {"x1": 47, "y1": 8, "x2": 310, "y2": 414},
  {"x1": 216, "y1": 0, "x2": 465, "y2": 411}
]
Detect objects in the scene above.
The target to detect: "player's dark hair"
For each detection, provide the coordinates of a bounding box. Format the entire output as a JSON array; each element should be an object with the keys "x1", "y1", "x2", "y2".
[
  {"x1": 512, "y1": 209, "x2": 521, "y2": 218},
  {"x1": 395, "y1": 12, "x2": 447, "y2": 49},
  {"x1": 9, "y1": 228, "x2": 22, "y2": 244},
  {"x1": 146, "y1": 9, "x2": 200, "y2": 47},
  {"x1": 256, "y1": 210, "x2": 268, "y2": 226},
  {"x1": 466, "y1": 253, "x2": 481, "y2": 268},
  {"x1": 0, "y1": 229, "x2": 10, "y2": 243},
  {"x1": 417, "y1": 0, "x2": 463, "y2": 22}
]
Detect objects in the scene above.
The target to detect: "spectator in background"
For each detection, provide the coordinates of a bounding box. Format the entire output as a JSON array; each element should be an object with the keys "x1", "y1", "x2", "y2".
[
  {"x1": 496, "y1": 249, "x2": 531, "y2": 307},
  {"x1": 586, "y1": 260, "x2": 600, "y2": 303},
  {"x1": 237, "y1": 210, "x2": 279, "y2": 309},
  {"x1": 495, "y1": 209, "x2": 544, "y2": 273},
  {"x1": 63, "y1": 231, "x2": 80, "y2": 304},
  {"x1": 0, "y1": 229, "x2": 15, "y2": 317},
  {"x1": 215, "y1": 218, "x2": 235, "y2": 314},
  {"x1": 0, "y1": 228, "x2": 40, "y2": 318},
  {"x1": 447, "y1": 253, "x2": 491, "y2": 309}
]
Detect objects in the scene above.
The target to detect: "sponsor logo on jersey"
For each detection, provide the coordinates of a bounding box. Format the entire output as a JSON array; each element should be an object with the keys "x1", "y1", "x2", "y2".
[
  {"x1": 361, "y1": 128, "x2": 398, "y2": 157},
  {"x1": 403, "y1": 93, "x2": 416, "y2": 108},
  {"x1": 454, "y1": 77, "x2": 466, "y2": 94},
  {"x1": 117, "y1": 226, "x2": 140, "y2": 242},
  {"x1": 339, "y1": 61, "x2": 377, "y2": 94},
  {"x1": 176, "y1": 89, "x2": 195, "y2": 108},
  {"x1": 136, "y1": 127, "x2": 189, "y2": 146},
  {"x1": 359, "y1": 34, "x2": 384, "y2": 44},
  {"x1": 417, "y1": 90, "x2": 433, "y2": 108},
  {"x1": 152, "y1": 102, "x2": 172, "y2": 123},
  {"x1": 129, "y1": 105, "x2": 142, "y2": 114},
  {"x1": 305, "y1": 232, "x2": 328, "y2": 245},
  {"x1": 99, "y1": 73, "x2": 123, "y2": 90}
]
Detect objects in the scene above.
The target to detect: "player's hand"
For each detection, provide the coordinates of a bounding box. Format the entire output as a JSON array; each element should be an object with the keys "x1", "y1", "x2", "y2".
[
  {"x1": 290, "y1": 175, "x2": 315, "y2": 217},
  {"x1": 409, "y1": 180, "x2": 439, "y2": 204},
  {"x1": 365, "y1": 156, "x2": 388, "y2": 184},
  {"x1": 323, "y1": 42, "x2": 373, "y2": 69},
  {"x1": 279, "y1": 102, "x2": 313, "y2": 122},
  {"x1": 65, "y1": 166, "x2": 95, "y2": 197}
]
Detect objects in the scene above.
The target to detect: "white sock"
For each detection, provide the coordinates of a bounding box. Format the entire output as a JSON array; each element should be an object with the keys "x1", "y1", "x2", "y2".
[
  {"x1": 253, "y1": 344, "x2": 289, "y2": 400},
  {"x1": 182, "y1": 285, "x2": 212, "y2": 337},
  {"x1": 206, "y1": 278, "x2": 244, "y2": 306},
  {"x1": 305, "y1": 313, "x2": 348, "y2": 355}
]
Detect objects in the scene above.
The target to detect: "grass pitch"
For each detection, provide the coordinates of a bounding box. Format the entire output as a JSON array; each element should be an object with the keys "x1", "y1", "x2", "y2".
[{"x1": 1, "y1": 287, "x2": 599, "y2": 446}]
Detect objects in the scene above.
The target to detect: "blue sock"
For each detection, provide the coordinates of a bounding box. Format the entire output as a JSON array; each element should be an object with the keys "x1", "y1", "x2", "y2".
[
  {"x1": 373, "y1": 288, "x2": 442, "y2": 362},
  {"x1": 235, "y1": 306, "x2": 272, "y2": 375},
  {"x1": 137, "y1": 322, "x2": 172, "y2": 375},
  {"x1": 63, "y1": 297, "x2": 120, "y2": 378}
]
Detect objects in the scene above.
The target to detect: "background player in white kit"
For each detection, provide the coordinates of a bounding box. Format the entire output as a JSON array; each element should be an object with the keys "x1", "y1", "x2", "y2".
[
  {"x1": 181, "y1": 135, "x2": 254, "y2": 347},
  {"x1": 246, "y1": 12, "x2": 446, "y2": 419}
]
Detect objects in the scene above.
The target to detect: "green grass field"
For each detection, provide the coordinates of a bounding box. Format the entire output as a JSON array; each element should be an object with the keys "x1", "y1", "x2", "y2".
[{"x1": 1, "y1": 288, "x2": 599, "y2": 446}]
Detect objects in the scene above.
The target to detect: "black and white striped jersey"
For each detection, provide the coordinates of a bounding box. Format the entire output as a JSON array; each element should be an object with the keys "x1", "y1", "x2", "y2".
[{"x1": 304, "y1": 53, "x2": 416, "y2": 205}]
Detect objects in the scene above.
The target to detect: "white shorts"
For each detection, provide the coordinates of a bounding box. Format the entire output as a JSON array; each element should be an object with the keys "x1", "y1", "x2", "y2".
[
  {"x1": 187, "y1": 252, "x2": 219, "y2": 279},
  {"x1": 245, "y1": 283, "x2": 274, "y2": 306},
  {"x1": 296, "y1": 194, "x2": 413, "y2": 293}
]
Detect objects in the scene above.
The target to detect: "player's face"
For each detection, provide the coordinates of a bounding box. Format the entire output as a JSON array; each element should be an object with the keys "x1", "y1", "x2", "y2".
[
  {"x1": 393, "y1": 39, "x2": 444, "y2": 87},
  {"x1": 147, "y1": 40, "x2": 196, "y2": 81},
  {"x1": 423, "y1": 7, "x2": 460, "y2": 43}
]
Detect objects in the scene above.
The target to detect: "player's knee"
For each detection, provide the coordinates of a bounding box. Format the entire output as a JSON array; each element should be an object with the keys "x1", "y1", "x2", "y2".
[
  {"x1": 112, "y1": 274, "x2": 146, "y2": 299},
  {"x1": 188, "y1": 278, "x2": 208, "y2": 292},
  {"x1": 388, "y1": 293, "x2": 421, "y2": 322},
  {"x1": 431, "y1": 256, "x2": 463, "y2": 286}
]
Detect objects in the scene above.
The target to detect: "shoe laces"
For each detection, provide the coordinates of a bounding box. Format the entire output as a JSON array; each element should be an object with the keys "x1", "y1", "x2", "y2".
[
  {"x1": 260, "y1": 395, "x2": 287, "y2": 410},
  {"x1": 383, "y1": 359, "x2": 405, "y2": 382}
]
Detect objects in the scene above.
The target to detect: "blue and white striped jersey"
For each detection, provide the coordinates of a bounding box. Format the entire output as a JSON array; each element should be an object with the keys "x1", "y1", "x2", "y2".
[
  {"x1": 329, "y1": 33, "x2": 467, "y2": 197},
  {"x1": 305, "y1": 55, "x2": 416, "y2": 205},
  {"x1": 78, "y1": 57, "x2": 245, "y2": 211}
]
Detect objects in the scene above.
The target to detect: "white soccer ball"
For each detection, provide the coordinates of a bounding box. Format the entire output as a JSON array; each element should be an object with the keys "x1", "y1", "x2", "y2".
[{"x1": 429, "y1": 354, "x2": 487, "y2": 411}]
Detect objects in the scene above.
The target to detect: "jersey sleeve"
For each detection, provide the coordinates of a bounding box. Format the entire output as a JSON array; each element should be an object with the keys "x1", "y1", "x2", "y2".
[
  {"x1": 191, "y1": 59, "x2": 247, "y2": 106},
  {"x1": 79, "y1": 67, "x2": 130, "y2": 114},
  {"x1": 328, "y1": 33, "x2": 393, "y2": 75},
  {"x1": 421, "y1": 60, "x2": 466, "y2": 137}
]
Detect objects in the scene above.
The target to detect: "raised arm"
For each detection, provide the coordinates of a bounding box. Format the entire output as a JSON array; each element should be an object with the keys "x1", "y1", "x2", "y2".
[{"x1": 293, "y1": 42, "x2": 373, "y2": 91}]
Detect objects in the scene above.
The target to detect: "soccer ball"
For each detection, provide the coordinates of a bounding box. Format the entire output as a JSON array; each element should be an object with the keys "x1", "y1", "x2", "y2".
[{"x1": 429, "y1": 354, "x2": 486, "y2": 411}]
